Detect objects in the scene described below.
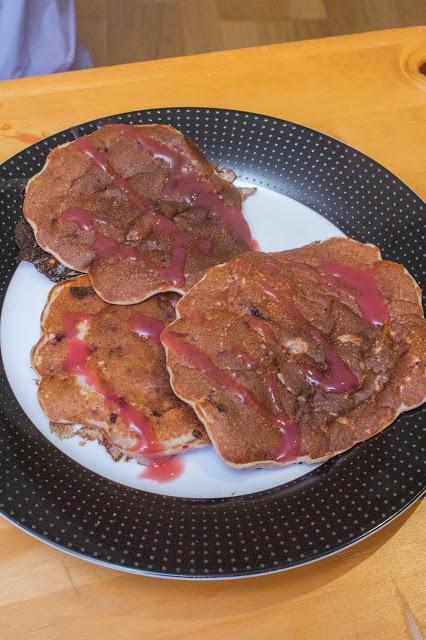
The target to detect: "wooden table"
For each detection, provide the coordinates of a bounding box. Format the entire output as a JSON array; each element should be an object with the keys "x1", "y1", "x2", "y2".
[{"x1": 0, "y1": 27, "x2": 425, "y2": 640}]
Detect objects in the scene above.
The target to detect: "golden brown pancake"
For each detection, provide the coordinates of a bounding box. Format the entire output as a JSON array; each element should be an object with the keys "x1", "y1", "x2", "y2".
[
  {"x1": 24, "y1": 124, "x2": 255, "y2": 304},
  {"x1": 32, "y1": 276, "x2": 209, "y2": 462},
  {"x1": 162, "y1": 238, "x2": 426, "y2": 468}
]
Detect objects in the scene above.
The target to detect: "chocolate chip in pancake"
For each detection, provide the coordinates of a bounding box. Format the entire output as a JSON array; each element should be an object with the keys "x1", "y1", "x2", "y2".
[
  {"x1": 162, "y1": 238, "x2": 426, "y2": 468},
  {"x1": 32, "y1": 275, "x2": 209, "y2": 463},
  {"x1": 24, "y1": 124, "x2": 255, "y2": 304}
]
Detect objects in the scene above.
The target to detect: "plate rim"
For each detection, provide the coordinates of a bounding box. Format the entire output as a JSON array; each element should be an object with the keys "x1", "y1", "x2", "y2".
[{"x1": 1, "y1": 488, "x2": 424, "y2": 580}]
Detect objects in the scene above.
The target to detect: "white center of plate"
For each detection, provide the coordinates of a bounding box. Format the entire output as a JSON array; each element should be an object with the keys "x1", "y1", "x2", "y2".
[{"x1": 1, "y1": 182, "x2": 344, "y2": 498}]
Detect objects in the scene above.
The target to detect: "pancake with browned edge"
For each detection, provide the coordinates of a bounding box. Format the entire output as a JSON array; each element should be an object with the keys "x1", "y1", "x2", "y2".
[
  {"x1": 15, "y1": 217, "x2": 78, "y2": 282},
  {"x1": 24, "y1": 124, "x2": 255, "y2": 304},
  {"x1": 162, "y1": 238, "x2": 426, "y2": 468},
  {"x1": 33, "y1": 276, "x2": 209, "y2": 462}
]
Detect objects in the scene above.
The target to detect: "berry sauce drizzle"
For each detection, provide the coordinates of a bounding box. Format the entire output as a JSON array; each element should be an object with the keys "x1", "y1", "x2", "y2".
[
  {"x1": 62, "y1": 313, "x2": 160, "y2": 455},
  {"x1": 233, "y1": 258, "x2": 360, "y2": 395},
  {"x1": 61, "y1": 312, "x2": 184, "y2": 481},
  {"x1": 263, "y1": 372, "x2": 300, "y2": 461},
  {"x1": 320, "y1": 260, "x2": 389, "y2": 326},
  {"x1": 112, "y1": 123, "x2": 256, "y2": 248},
  {"x1": 72, "y1": 132, "x2": 224, "y2": 287},
  {"x1": 161, "y1": 329, "x2": 300, "y2": 462},
  {"x1": 139, "y1": 455, "x2": 184, "y2": 482},
  {"x1": 128, "y1": 314, "x2": 165, "y2": 345}
]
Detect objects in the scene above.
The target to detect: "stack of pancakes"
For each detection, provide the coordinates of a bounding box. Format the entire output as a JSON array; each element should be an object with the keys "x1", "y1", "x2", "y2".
[{"x1": 23, "y1": 124, "x2": 426, "y2": 470}]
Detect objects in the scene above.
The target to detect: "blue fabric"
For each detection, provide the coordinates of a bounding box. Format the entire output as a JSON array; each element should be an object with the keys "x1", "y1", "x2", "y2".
[{"x1": 0, "y1": 0, "x2": 92, "y2": 79}]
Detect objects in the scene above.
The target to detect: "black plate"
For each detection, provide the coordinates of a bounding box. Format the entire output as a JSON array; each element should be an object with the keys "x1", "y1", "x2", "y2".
[{"x1": 0, "y1": 107, "x2": 424, "y2": 579}]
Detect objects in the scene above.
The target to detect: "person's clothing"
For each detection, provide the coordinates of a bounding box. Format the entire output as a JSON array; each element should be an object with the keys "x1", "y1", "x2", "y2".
[{"x1": 0, "y1": 0, "x2": 92, "y2": 80}]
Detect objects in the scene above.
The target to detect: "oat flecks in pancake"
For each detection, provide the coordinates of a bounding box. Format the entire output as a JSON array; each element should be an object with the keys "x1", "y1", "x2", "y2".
[
  {"x1": 24, "y1": 124, "x2": 254, "y2": 304},
  {"x1": 32, "y1": 275, "x2": 209, "y2": 462},
  {"x1": 162, "y1": 238, "x2": 426, "y2": 468}
]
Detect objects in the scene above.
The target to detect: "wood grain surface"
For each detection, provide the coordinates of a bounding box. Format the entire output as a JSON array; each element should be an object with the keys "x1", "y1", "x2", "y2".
[
  {"x1": 75, "y1": 0, "x2": 426, "y2": 66},
  {"x1": 0, "y1": 27, "x2": 425, "y2": 640}
]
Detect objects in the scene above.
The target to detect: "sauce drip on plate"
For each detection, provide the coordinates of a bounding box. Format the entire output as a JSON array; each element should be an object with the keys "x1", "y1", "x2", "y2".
[{"x1": 139, "y1": 455, "x2": 184, "y2": 482}]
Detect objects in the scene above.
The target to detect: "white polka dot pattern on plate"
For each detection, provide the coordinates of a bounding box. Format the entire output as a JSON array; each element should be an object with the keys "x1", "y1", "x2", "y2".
[{"x1": 0, "y1": 108, "x2": 424, "y2": 578}]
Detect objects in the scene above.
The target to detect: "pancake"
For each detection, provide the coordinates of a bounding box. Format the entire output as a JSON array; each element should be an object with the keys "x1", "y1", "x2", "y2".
[
  {"x1": 32, "y1": 275, "x2": 209, "y2": 462},
  {"x1": 24, "y1": 124, "x2": 255, "y2": 304},
  {"x1": 162, "y1": 238, "x2": 426, "y2": 468},
  {"x1": 15, "y1": 217, "x2": 78, "y2": 282}
]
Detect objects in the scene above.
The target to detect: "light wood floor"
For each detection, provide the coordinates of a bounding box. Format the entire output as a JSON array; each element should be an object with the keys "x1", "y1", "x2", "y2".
[{"x1": 76, "y1": 0, "x2": 426, "y2": 67}]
